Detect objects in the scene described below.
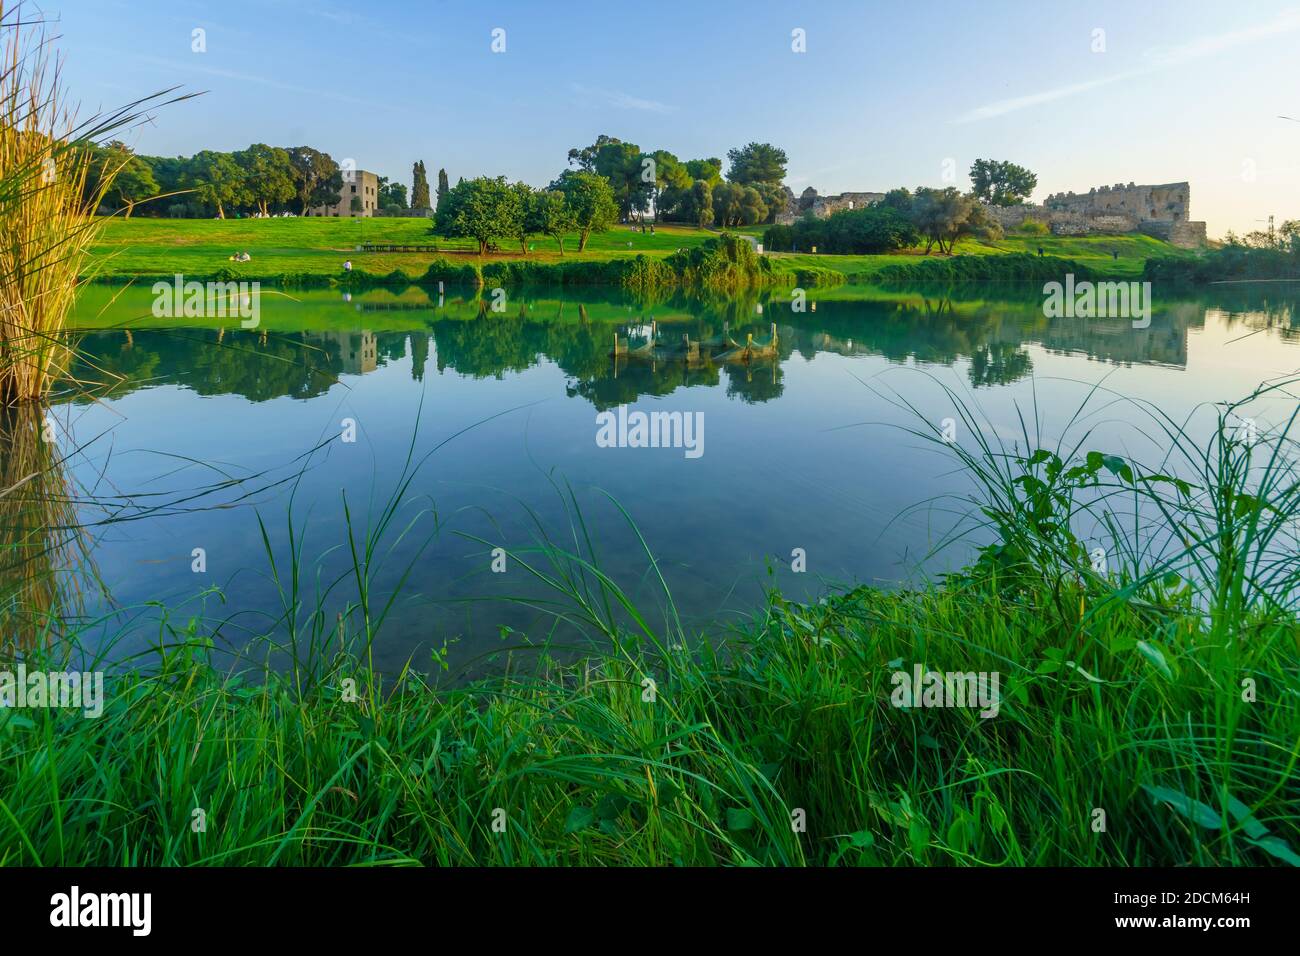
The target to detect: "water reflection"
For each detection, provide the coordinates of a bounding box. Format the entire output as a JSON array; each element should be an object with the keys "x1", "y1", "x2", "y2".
[
  {"x1": 65, "y1": 283, "x2": 1300, "y2": 406},
  {"x1": 28, "y1": 280, "x2": 1300, "y2": 669}
]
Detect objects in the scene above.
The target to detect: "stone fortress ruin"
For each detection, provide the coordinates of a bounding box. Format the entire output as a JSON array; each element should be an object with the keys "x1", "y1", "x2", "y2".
[
  {"x1": 778, "y1": 187, "x2": 885, "y2": 223},
  {"x1": 987, "y1": 181, "x2": 1207, "y2": 248},
  {"x1": 778, "y1": 180, "x2": 1207, "y2": 249}
]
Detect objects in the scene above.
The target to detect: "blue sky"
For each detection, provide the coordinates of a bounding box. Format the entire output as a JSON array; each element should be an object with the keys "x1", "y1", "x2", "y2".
[{"x1": 50, "y1": 0, "x2": 1300, "y2": 235}]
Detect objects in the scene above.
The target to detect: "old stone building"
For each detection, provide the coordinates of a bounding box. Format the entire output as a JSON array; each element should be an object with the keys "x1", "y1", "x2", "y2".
[
  {"x1": 307, "y1": 169, "x2": 380, "y2": 217},
  {"x1": 776, "y1": 178, "x2": 1207, "y2": 248},
  {"x1": 776, "y1": 187, "x2": 886, "y2": 224},
  {"x1": 983, "y1": 181, "x2": 1207, "y2": 248}
]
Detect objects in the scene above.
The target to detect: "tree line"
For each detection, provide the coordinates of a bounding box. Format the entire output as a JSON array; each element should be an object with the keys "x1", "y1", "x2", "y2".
[
  {"x1": 762, "y1": 160, "x2": 1038, "y2": 256},
  {"x1": 81, "y1": 142, "x2": 408, "y2": 218}
]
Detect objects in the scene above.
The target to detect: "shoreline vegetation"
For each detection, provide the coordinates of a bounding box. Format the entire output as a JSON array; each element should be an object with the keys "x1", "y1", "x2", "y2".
[
  {"x1": 4, "y1": 388, "x2": 1298, "y2": 866},
  {"x1": 83, "y1": 217, "x2": 1190, "y2": 290}
]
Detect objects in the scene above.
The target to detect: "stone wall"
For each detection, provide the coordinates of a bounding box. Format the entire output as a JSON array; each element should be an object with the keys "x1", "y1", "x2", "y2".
[
  {"x1": 982, "y1": 180, "x2": 1205, "y2": 248},
  {"x1": 776, "y1": 188, "x2": 884, "y2": 224},
  {"x1": 777, "y1": 179, "x2": 1208, "y2": 248},
  {"x1": 1046, "y1": 181, "x2": 1191, "y2": 223}
]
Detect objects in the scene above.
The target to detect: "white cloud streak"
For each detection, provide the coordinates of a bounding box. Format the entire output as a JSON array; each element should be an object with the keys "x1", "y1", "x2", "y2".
[{"x1": 955, "y1": 8, "x2": 1300, "y2": 123}]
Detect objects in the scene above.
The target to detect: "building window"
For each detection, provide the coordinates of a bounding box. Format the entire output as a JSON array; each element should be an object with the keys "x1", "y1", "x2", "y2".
[{"x1": 351, "y1": 184, "x2": 357, "y2": 193}]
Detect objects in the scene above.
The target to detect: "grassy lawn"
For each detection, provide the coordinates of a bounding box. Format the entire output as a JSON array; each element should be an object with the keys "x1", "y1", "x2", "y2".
[
  {"x1": 85, "y1": 217, "x2": 1187, "y2": 283},
  {"x1": 86, "y1": 217, "x2": 728, "y2": 280},
  {"x1": 765, "y1": 233, "x2": 1182, "y2": 281}
]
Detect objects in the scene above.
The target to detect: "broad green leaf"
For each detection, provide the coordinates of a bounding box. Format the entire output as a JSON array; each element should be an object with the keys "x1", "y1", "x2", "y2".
[
  {"x1": 1136, "y1": 641, "x2": 1173, "y2": 679},
  {"x1": 1248, "y1": 835, "x2": 1300, "y2": 867},
  {"x1": 725, "y1": 807, "x2": 756, "y2": 832},
  {"x1": 1142, "y1": 784, "x2": 1221, "y2": 829},
  {"x1": 564, "y1": 806, "x2": 595, "y2": 833}
]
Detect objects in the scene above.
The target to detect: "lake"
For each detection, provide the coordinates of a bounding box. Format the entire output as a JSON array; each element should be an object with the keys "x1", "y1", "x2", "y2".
[{"x1": 21, "y1": 281, "x2": 1300, "y2": 673}]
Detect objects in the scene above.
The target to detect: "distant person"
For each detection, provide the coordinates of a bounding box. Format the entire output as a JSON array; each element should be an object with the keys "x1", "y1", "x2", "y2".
[
  {"x1": 343, "y1": 260, "x2": 353, "y2": 271},
  {"x1": 1037, "y1": 246, "x2": 1044, "y2": 258},
  {"x1": 1112, "y1": 250, "x2": 1119, "y2": 260}
]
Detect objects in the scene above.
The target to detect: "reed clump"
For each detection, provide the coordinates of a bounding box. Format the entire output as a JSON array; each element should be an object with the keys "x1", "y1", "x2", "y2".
[{"x1": 0, "y1": 4, "x2": 116, "y2": 404}]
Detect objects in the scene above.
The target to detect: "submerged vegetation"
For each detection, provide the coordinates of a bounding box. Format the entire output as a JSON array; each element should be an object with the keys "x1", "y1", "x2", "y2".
[{"x1": 2, "y1": 384, "x2": 1297, "y2": 866}]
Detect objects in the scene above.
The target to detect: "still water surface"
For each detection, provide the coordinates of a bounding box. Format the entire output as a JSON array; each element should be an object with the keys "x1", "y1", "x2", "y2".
[{"x1": 39, "y1": 283, "x2": 1300, "y2": 672}]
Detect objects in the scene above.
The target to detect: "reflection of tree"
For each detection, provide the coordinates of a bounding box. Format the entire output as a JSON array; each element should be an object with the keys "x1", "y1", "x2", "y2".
[
  {"x1": 68, "y1": 330, "x2": 359, "y2": 403},
  {"x1": 410, "y1": 333, "x2": 429, "y2": 381},
  {"x1": 62, "y1": 284, "x2": 1285, "y2": 411},
  {"x1": 969, "y1": 343, "x2": 1033, "y2": 387},
  {"x1": 723, "y1": 361, "x2": 783, "y2": 403},
  {"x1": 0, "y1": 404, "x2": 86, "y2": 650}
]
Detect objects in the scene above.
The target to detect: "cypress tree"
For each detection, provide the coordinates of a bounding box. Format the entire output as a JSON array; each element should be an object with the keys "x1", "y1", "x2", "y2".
[
  {"x1": 436, "y1": 167, "x2": 450, "y2": 211},
  {"x1": 412, "y1": 160, "x2": 431, "y2": 209}
]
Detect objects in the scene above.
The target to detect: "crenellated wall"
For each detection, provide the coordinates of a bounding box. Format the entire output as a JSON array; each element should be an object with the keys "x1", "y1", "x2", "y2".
[
  {"x1": 984, "y1": 181, "x2": 1206, "y2": 248},
  {"x1": 777, "y1": 179, "x2": 1208, "y2": 248}
]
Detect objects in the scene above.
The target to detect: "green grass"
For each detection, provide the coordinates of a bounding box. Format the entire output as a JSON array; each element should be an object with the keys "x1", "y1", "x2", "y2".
[
  {"x1": 2, "y1": 383, "x2": 1297, "y2": 866},
  {"x1": 766, "y1": 233, "x2": 1182, "y2": 281},
  {"x1": 84, "y1": 217, "x2": 1187, "y2": 285},
  {"x1": 85, "y1": 217, "x2": 728, "y2": 281}
]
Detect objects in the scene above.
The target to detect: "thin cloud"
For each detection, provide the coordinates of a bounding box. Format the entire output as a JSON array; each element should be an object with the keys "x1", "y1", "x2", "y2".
[
  {"x1": 571, "y1": 83, "x2": 675, "y2": 114},
  {"x1": 955, "y1": 8, "x2": 1300, "y2": 123},
  {"x1": 136, "y1": 55, "x2": 404, "y2": 113}
]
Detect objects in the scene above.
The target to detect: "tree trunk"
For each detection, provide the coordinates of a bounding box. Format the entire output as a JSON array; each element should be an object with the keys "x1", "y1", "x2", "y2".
[
  {"x1": 123, "y1": 200, "x2": 134, "y2": 219},
  {"x1": 579, "y1": 229, "x2": 590, "y2": 252},
  {"x1": 520, "y1": 238, "x2": 528, "y2": 255},
  {"x1": 259, "y1": 200, "x2": 268, "y2": 216},
  {"x1": 555, "y1": 235, "x2": 565, "y2": 256},
  {"x1": 216, "y1": 202, "x2": 225, "y2": 219}
]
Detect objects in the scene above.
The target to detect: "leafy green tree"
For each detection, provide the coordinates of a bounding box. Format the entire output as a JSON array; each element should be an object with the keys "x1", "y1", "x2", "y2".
[
  {"x1": 552, "y1": 170, "x2": 618, "y2": 251},
  {"x1": 236, "y1": 143, "x2": 295, "y2": 216},
  {"x1": 436, "y1": 167, "x2": 449, "y2": 211},
  {"x1": 529, "y1": 189, "x2": 576, "y2": 255},
  {"x1": 725, "y1": 142, "x2": 788, "y2": 186},
  {"x1": 711, "y1": 182, "x2": 767, "y2": 227},
  {"x1": 287, "y1": 146, "x2": 341, "y2": 214},
  {"x1": 684, "y1": 157, "x2": 723, "y2": 186},
  {"x1": 434, "y1": 175, "x2": 523, "y2": 254},
  {"x1": 88, "y1": 142, "x2": 158, "y2": 217},
  {"x1": 594, "y1": 140, "x2": 651, "y2": 222},
  {"x1": 647, "y1": 149, "x2": 690, "y2": 224},
  {"x1": 143, "y1": 155, "x2": 189, "y2": 201},
  {"x1": 969, "y1": 159, "x2": 1038, "y2": 206},
  {"x1": 510, "y1": 182, "x2": 540, "y2": 254},
  {"x1": 187, "y1": 150, "x2": 248, "y2": 218},
  {"x1": 377, "y1": 176, "x2": 408, "y2": 209},
  {"x1": 752, "y1": 181, "x2": 791, "y2": 223},
  {"x1": 909, "y1": 186, "x2": 997, "y2": 254},
  {"x1": 567, "y1": 134, "x2": 622, "y2": 172},
  {"x1": 412, "y1": 160, "x2": 431, "y2": 209},
  {"x1": 689, "y1": 179, "x2": 714, "y2": 228},
  {"x1": 879, "y1": 187, "x2": 913, "y2": 213}
]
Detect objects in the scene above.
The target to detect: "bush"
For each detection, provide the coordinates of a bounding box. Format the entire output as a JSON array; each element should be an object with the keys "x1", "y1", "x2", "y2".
[{"x1": 763, "y1": 206, "x2": 917, "y2": 255}]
